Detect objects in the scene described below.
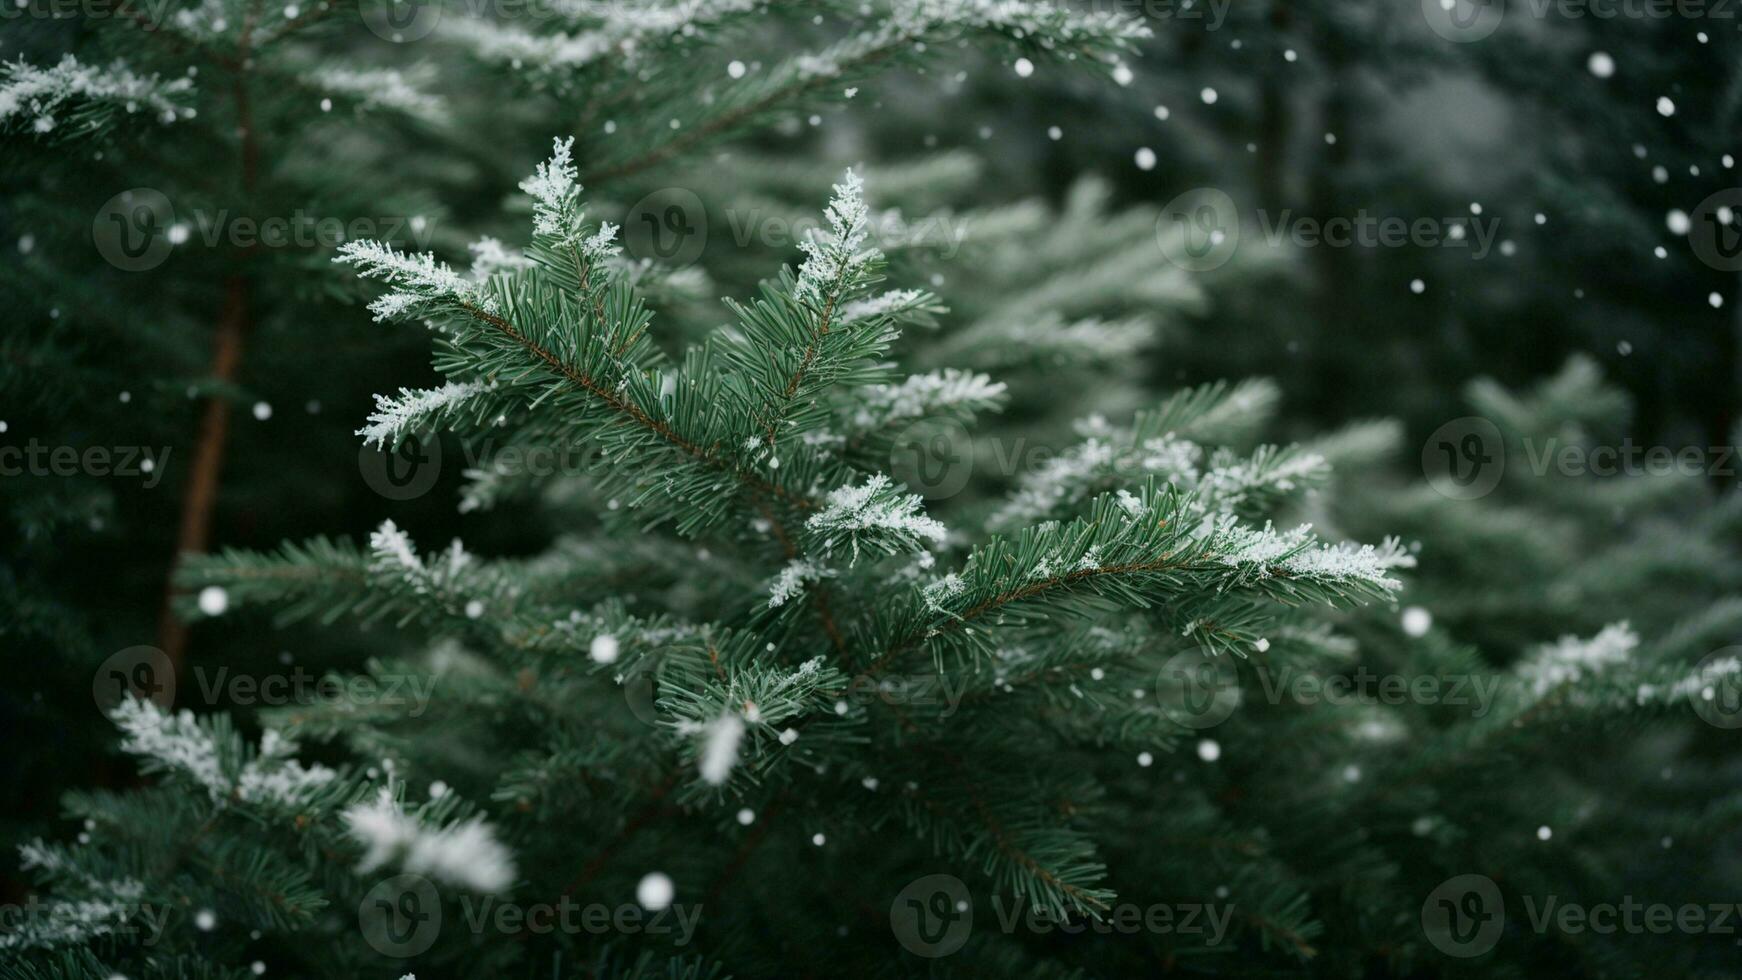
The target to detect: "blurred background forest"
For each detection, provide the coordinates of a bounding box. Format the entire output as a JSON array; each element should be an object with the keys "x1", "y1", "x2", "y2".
[{"x1": 4, "y1": 0, "x2": 1739, "y2": 938}]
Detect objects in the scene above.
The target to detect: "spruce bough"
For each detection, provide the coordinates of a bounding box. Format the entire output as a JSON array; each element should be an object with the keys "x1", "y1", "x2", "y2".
[{"x1": 12, "y1": 140, "x2": 1424, "y2": 975}]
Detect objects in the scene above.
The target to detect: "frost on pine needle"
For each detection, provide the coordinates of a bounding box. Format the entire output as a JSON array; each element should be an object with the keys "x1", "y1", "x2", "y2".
[
  {"x1": 550, "y1": 0, "x2": 762, "y2": 35},
  {"x1": 520, "y1": 136, "x2": 577, "y2": 223},
  {"x1": 906, "y1": 485, "x2": 1408, "y2": 666},
  {"x1": 768, "y1": 559, "x2": 831, "y2": 609},
  {"x1": 521, "y1": 136, "x2": 588, "y2": 245},
  {"x1": 515, "y1": 137, "x2": 621, "y2": 255},
  {"x1": 17, "y1": 840, "x2": 70, "y2": 876},
  {"x1": 358, "y1": 381, "x2": 492, "y2": 450},
  {"x1": 468, "y1": 236, "x2": 533, "y2": 279},
  {"x1": 793, "y1": 51, "x2": 847, "y2": 80},
  {"x1": 839, "y1": 289, "x2": 929, "y2": 326},
  {"x1": 1212, "y1": 521, "x2": 1414, "y2": 592},
  {"x1": 0, "y1": 890, "x2": 143, "y2": 950},
  {"x1": 991, "y1": 401, "x2": 1329, "y2": 530},
  {"x1": 848, "y1": 369, "x2": 1006, "y2": 431},
  {"x1": 368, "y1": 520, "x2": 481, "y2": 604},
  {"x1": 1, "y1": 56, "x2": 195, "y2": 134},
  {"x1": 1518, "y1": 622, "x2": 1639, "y2": 697},
  {"x1": 110, "y1": 698, "x2": 335, "y2": 806},
  {"x1": 451, "y1": 22, "x2": 620, "y2": 75},
  {"x1": 584, "y1": 222, "x2": 622, "y2": 259},
  {"x1": 1074, "y1": 547, "x2": 1103, "y2": 572},
  {"x1": 1275, "y1": 535, "x2": 1414, "y2": 589},
  {"x1": 0, "y1": 861, "x2": 147, "y2": 950},
  {"x1": 455, "y1": 0, "x2": 763, "y2": 75},
  {"x1": 992, "y1": 435, "x2": 1197, "y2": 530},
  {"x1": 805, "y1": 473, "x2": 946, "y2": 562},
  {"x1": 367, "y1": 520, "x2": 482, "y2": 606},
  {"x1": 1197, "y1": 446, "x2": 1328, "y2": 513},
  {"x1": 795, "y1": 170, "x2": 875, "y2": 307},
  {"x1": 236, "y1": 729, "x2": 338, "y2": 807},
  {"x1": 333, "y1": 239, "x2": 484, "y2": 322},
  {"x1": 111, "y1": 696, "x2": 227, "y2": 799},
  {"x1": 310, "y1": 67, "x2": 443, "y2": 123},
  {"x1": 17, "y1": 840, "x2": 151, "y2": 938},
  {"x1": 1210, "y1": 522, "x2": 1308, "y2": 570},
  {"x1": 342, "y1": 790, "x2": 516, "y2": 892},
  {"x1": 894, "y1": 0, "x2": 1152, "y2": 49},
  {"x1": 1636, "y1": 654, "x2": 1742, "y2": 708},
  {"x1": 789, "y1": 0, "x2": 1146, "y2": 90},
  {"x1": 921, "y1": 572, "x2": 966, "y2": 611},
  {"x1": 947, "y1": 314, "x2": 1153, "y2": 369},
  {"x1": 370, "y1": 519, "x2": 426, "y2": 575},
  {"x1": 1114, "y1": 489, "x2": 1145, "y2": 517}
]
